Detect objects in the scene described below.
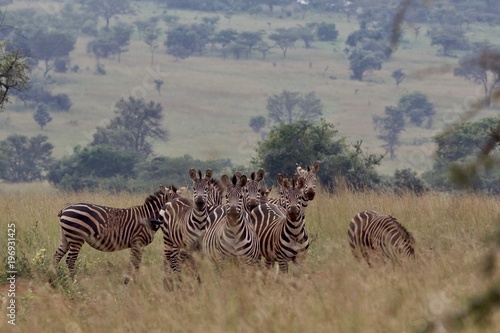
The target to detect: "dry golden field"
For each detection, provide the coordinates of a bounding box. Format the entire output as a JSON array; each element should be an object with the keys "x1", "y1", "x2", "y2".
[{"x1": 1, "y1": 183, "x2": 499, "y2": 333}]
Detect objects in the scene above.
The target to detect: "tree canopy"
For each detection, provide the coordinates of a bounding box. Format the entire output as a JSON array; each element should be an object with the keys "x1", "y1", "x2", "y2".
[
  {"x1": 91, "y1": 97, "x2": 168, "y2": 158},
  {"x1": 266, "y1": 90, "x2": 323, "y2": 125}
]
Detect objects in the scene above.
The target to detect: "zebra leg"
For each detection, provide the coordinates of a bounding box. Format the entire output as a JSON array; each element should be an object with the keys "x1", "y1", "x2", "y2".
[
  {"x1": 278, "y1": 260, "x2": 289, "y2": 273},
  {"x1": 52, "y1": 230, "x2": 70, "y2": 269},
  {"x1": 124, "y1": 243, "x2": 143, "y2": 285},
  {"x1": 264, "y1": 259, "x2": 274, "y2": 269},
  {"x1": 65, "y1": 241, "x2": 84, "y2": 280},
  {"x1": 163, "y1": 248, "x2": 182, "y2": 291}
]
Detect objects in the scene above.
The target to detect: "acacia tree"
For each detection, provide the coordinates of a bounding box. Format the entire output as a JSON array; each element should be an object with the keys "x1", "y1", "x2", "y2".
[
  {"x1": 91, "y1": 96, "x2": 168, "y2": 158},
  {"x1": 144, "y1": 26, "x2": 161, "y2": 65},
  {"x1": 269, "y1": 28, "x2": 298, "y2": 59},
  {"x1": 31, "y1": 30, "x2": 76, "y2": 77},
  {"x1": 78, "y1": 0, "x2": 133, "y2": 31},
  {"x1": 454, "y1": 45, "x2": 500, "y2": 108},
  {"x1": 267, "y1": 90, "x2": 323, "y2": 125},
  {"x1": 373, "y1": 106, "x2": 405, "y2": 159}
]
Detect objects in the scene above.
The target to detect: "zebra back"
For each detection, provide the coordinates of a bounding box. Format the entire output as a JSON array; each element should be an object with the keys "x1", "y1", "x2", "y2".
[{"x1": 348, "y1": 210, "x2": 415, "y2": 265}]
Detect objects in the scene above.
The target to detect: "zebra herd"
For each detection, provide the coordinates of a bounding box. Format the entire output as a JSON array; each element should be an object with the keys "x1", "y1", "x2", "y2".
[{"x1": 52, "y1": 161, "x2": 415, "y2": 284}]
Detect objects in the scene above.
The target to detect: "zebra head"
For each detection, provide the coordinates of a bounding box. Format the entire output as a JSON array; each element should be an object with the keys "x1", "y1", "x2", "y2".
[
  {"x1": 295, "y1": 161, "x2": 320, "y2": 201},
  {"x1": 222, "y1": 173, "x2": 247, "y2": 224},
  {"x1": 236, "y1": 168, "x2": 264, "y2": 213},
  {"x1": 189, "y1": 168, "x2": 213, "y2": 211},
  {"x1": 278, "y1": 174, "x2": 305, "y2": 222}
]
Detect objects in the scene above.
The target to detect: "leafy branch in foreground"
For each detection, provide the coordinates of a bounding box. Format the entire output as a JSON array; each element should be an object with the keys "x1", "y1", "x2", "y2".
[{"x1": 417, "y1": 123, "x2": 500, "y2": 333}]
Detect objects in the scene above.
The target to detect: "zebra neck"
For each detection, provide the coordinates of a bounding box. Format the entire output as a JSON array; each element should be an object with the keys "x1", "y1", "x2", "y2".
[{"x1": 284, "y1": 214, "x2": 305, "y2": 239}]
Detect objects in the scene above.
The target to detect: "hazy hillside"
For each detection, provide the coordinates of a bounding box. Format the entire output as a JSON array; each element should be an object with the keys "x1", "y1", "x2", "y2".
[{"x1": 1, "y1": 0, "x2": 499, "y2": 175}]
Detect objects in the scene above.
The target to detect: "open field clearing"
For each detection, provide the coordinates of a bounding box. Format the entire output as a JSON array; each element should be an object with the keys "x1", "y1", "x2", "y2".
[
  {"x1": 1, "y1": 2, "x2": 500, "y2": 175},
  {"x1": 1, "y1": 184, "x2": 499, "y2": 332}
]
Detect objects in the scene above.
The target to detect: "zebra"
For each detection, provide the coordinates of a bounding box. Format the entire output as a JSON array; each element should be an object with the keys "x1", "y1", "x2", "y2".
[
  {"x1": 236, "y1": 168, "x2": 265, "y2": 214},
  {"x1": 251, "y1": 174, "x2": 309, "y2": 273},
  {"x1": 52, "y1": 185, "x2": 182, "y2": 284},
  {"x1": 203, "y1": 174, "x2": 260, "y2": 268},
  {"x1": 207, "y1": 177, "x2": 225, "y2": 214},
  {"x1": 160, "y1": 168, "x2": 213, "y2": 280},
  {"x1": 348, "y1": 210, "x2": 415, "y2": 266},
  {"x1": 295, "y1": 160, "x2": 320, "y2": 201}
]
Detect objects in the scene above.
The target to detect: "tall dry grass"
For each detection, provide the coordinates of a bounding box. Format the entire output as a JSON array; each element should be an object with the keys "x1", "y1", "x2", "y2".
[{"x1": 1, "y1": 184, "x2": 499, "y2": 333}]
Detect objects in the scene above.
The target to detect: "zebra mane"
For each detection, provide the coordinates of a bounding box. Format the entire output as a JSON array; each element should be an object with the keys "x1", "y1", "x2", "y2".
[
  {"x1": 388, "y1": 215, "x2": 414, "y2": 243},
  {"x1": 144, "y1": 189, "x2": 168, "y2": 206}
]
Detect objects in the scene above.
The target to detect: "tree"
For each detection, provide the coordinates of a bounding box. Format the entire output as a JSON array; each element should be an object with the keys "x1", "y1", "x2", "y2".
[
  {"x1": 0, "y1": 42, "x2": 30, "y2": 110},
  {"x1": 237, "y1": 31, "x2": 264, "y2": 57},
  {"x1": 392, "y1": 68, "x2": 405, "y2": 87},
  {"x1": 392, "y1": 168, "x2": 429, "y2": 196},
  {"x1": 213, "y1": 29, "x2": 238, "y2": 49},
  {"x1": 397, "y1": 91, "x2": 436, "y2": 128},
  {"x1": 249, "y1": 115, "x2": 266, "y2": 133},
  {"x1": 422, "y1": 117, "x2": 500, "y2": 192},
  {"x1": 31, "y1": 30, "x2": 76, "y2": 77},
  {"x1": 252, "y1": 119, "x2": 383, "y2": 191},
  {"x1": 316, "y1": 22, "x2": 339, "y2": 42},
  {"x1": 112, "y1": 23, "x2": 133, "y2": 62},
  {"x1": 373, "y1": 106, "x2": 405, "y2": 159},
  {"x1": 266, "y1": 90, "x2": 323, "y2": 125},
  {"x1": 165, "y1": 24, "x2": 207, "y2": 59},
  {"x1": 78, "y1": 0, "x2": 132, "y2": 31},
  {"x1": 293, "y1": 25, "x2": 315, "y2": 49},
  {"x1": 348, "y1": 48, "x2": 383, "y2": 81},
  {"x1": 47, "y1": 145, "x2": 140, "y2": 191},
  {"x1": 454, "y1": 45, "x2": 500, "y2": 108},
  {"x1": 269, "y1": 28, "x2": 298, "y2": 59},
  {"x1": 91, "y1": 97, "x2": 168, "y2": 158},
  {"x1": 428, "y1": 26, "x2": 469, "y2": 57},
  {"x1": 33, "y1": 103, "x2": 52, "y2": 130},
  {"x1": 144, "y1": 26, "x2": 161, "y2": 65},
  {"x1": 0, "y1": 134, "x2": 53, "y2": 182}
]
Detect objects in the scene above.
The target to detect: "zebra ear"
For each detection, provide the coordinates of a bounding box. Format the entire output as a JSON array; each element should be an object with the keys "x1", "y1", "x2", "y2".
[
  {"x1": 159, "y1": 185, "x2": 167, "y2": 193},
  {"x1": 221, "y1": 175, "x2": 231, "y2": 187},
  {"x1": 234, "y1": 171, "x2": 242, "y2": 179},
  {"x1": 312, "y1": 161, "x2": 320, "y2": 173},
  {"x1": 205, "y1": 169, "x2": 213, "y2": 181},
  {"x1": 256, "y1": 169, "x2": 265, "y2": 182},
  {"x1": 189, "y1": 168, "x2": 197, "y2": 181},
  {"x1": 239, "y1": 175, "x2": 248, "y2": 187}
]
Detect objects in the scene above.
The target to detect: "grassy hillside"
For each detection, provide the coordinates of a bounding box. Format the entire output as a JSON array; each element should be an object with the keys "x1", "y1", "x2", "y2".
[
  {"x1": 0, "y1": 1, "x2": 500, "y2": 176},
  {"x1": 0, "y1": 185, "x2": 499, "y2": 332}
]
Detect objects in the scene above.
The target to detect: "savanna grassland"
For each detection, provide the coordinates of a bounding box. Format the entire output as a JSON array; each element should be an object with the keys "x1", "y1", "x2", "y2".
[
  {"x1": 1, "y1": 1, "x2": 500, "y2": 175},
  {"x1": 1, "y1": 183, "x2": 499, "y2": 333}
]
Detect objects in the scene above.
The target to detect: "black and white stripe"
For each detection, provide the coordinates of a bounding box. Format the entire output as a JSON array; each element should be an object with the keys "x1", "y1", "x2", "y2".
[
  {"x1": 251, "y1": 174, "x2": 309, "y2": 273},
  {"x1": 348, "y1": 210, "x2": 415, "y2": 266},
  {"x1": 160, "y1": 169, "x2": 213, "y2": 276},
  {"x1": 203, "y1": 174, "x2": 260, "y2": 267},
  {"x1": 53, "y1": 185, "x2": 180, "y2": 283}
]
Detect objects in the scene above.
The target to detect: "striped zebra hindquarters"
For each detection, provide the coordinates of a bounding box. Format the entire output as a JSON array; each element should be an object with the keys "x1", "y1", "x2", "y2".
[
  {"x1": 251, "y1": 174, "x2": 309, "y2": 273},
  {"x1": 160, "y1": 168, "x2": 213, "y2": 287},
  {"x1": 203, "y1": 174, "x2": 260, "y2": 272},
  {"x1": 52, "y1": 185, "x2": 177, "y2": 284},
  {"x1": 348, "y1": 210, "x2": 415, "y2": 267}
]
